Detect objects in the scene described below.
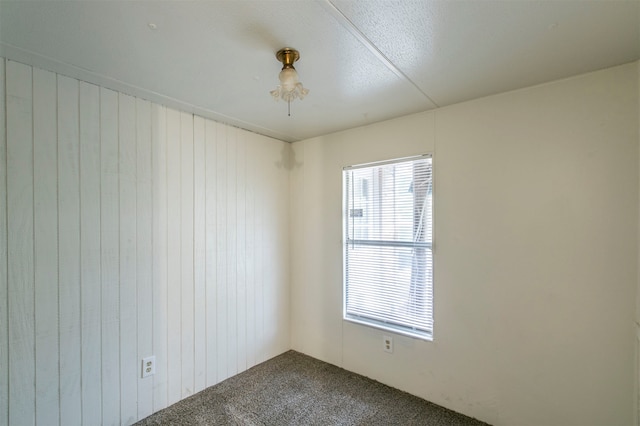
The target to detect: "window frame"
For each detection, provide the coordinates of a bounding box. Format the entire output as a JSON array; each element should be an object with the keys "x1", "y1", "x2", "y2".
[{"x1": 342, "y1": 154, "x2": 434, "y2": 341}]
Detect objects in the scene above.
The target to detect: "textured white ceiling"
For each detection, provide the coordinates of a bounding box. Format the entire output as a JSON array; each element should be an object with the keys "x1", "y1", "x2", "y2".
[{"x1": 1, "y1": 0, "x2": 638, "y2": 142}]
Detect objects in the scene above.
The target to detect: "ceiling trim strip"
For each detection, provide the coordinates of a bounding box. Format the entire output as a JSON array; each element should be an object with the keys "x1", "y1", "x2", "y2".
[{"x1": 318, "y1": 0, "x2": 439, "y2": 108}]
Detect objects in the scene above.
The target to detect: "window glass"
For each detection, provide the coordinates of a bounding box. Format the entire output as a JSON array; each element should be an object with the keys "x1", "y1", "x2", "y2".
[{"x1": 343, "y1": 155, "x2": 433, "y2": 339}]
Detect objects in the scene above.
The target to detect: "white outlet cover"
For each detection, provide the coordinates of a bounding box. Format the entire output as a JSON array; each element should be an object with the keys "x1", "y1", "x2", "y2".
[
  {"x1": 383, "y1": 335, "x2": 393, "y2": 353},
  {"x1": 142, "y1": 355, "x2": 156, "y2": 378}
]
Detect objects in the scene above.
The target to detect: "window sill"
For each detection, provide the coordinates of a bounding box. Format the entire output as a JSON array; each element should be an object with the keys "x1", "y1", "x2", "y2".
[{"x1": 343, "y1": 317, "x2": 433, "y2": 342}]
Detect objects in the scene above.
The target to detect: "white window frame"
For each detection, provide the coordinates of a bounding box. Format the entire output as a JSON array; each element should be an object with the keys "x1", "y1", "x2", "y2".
[{"x1": 342, "y1": 154, "x2": 433, "y2": 340}]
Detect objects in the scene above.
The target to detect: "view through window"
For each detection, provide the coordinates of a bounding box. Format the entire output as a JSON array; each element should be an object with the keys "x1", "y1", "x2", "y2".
[{"x1": 343, "y1": 155, "x2": 433, "y2": 339}]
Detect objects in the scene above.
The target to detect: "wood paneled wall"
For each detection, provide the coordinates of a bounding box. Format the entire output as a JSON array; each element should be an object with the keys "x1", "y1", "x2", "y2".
[{"x1": 0, "y1": 58, "x2": 291, "y2": 426}]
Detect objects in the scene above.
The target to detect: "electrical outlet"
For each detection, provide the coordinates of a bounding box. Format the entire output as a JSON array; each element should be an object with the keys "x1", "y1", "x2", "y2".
[
  {"x1": 383, "y1": 335, "x2": 393, "y2": 353},
  {"x1": 142, "y1": 356, "x2": 156, "y2": 378}
]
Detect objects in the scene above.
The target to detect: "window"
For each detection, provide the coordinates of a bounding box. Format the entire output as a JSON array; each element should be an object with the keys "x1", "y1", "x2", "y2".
[{"x1": 343, "y1": 155, "x2": 433, "y2": 339}]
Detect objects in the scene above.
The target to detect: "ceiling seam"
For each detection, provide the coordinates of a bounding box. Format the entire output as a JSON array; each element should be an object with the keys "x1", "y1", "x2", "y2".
[{"x1": 318, "y1": 0, "x2": 439, "y2": 108}]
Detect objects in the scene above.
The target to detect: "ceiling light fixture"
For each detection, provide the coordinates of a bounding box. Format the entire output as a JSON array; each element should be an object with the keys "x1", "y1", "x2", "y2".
[{"x1": 270, "y1": 48, "x2": 309, "y2": 116}]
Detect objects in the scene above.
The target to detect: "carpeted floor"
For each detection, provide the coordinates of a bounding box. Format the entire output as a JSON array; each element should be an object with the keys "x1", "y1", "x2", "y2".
[{"x1": 136, "y1": 350, "x2": 488, "y2": 425}]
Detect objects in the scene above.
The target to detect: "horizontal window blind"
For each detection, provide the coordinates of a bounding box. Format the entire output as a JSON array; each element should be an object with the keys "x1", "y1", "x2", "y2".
[{"x1": 344, "y1": 155, "x2": 433, "y2": 339}]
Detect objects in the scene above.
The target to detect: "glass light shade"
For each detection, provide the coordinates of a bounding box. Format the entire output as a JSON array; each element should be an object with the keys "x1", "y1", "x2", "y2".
[
  {"x1": 270, "y1": 67, "x2": 309, "y2": 102},
  {"x1": 279, "y1": 68, "x2": 299, "y2": 91}
]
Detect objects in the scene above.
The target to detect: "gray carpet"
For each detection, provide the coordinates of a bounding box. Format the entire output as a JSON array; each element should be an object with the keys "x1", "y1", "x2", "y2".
[{"x1": 136, "y1": 350, "x2": 488, "y2": 425}]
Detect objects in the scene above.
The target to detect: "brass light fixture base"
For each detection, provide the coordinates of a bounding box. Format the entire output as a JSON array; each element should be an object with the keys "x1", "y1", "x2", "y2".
[{"x1": 275, "y1": 48, "x2": 300, "y2": 69}]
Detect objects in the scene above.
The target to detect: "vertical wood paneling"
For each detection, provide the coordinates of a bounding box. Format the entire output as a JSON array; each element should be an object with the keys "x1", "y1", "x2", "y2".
[
  {"x1": 0, "y1": 58, "x2": 8, "y2": 426},
  {"x1": 79, "y1": 81, "x2": 102, "y2": 426},
  {"x1": 136, "y1": 98, "x2": 153, "y2": 419},
  {"x1": 275, "y1": 141, "x2": 290, "y2": 355},
  {"x1": 180, "y1": 112, "x2": 195, "y2": 398},
  {"x1": 204, "y1": 120, "x2": 217, "y2": 387},
  {"x1": 99, "y1": 87, "x2": 120, "y2": 426},
  {"x1": 118, "y1": 93, "x2": 137, "y2": 426},
  {"x1": 236, "y1": 131, "x2": 247, "y2": 372},
  {"x1": 151, "y1": 104, "x2": 168, "y2": 412},
  {"x1": 193, "y1": 116, "x2": 206, "y2": 393},
  {"x1": 262, "y1": 138, "x2": 275, "y2": 360},
  {"x1": 261, "y1": 139, "x2": 275, "y2": 359},
  {"x1": 273, "y1": 140, "x2": 290, "y2": 357},
  {"x1": 166, "y1": 108, "x2": 182, "y2": 405},
  {"x1": 6, "y1": 60, "x2": 35, "y2": 426},
  {"x1": 33, "y1": 67, "x2": 60, "y2": 426},
  {"x1": 226, "y1": 128, "x2": 238, "y2": 377},
  {"x1": 1, "y1": 62, "x2": 292, "y2": 425},
  {"x1": 58, "y1": 74, "x2": 82, "y2": 426},
  {"x1": 216, "y1": 123, "x2": 228, "y2": 382},
  {"x1": 254, "y1": 137, "x2": 266, "y2": 364},
  {"x1": 245, "y1": 133, "x2": 256, "y2": 369}
]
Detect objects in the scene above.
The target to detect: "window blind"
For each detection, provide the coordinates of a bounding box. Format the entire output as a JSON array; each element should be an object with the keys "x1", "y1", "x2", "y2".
[{"x1": 343, "y1": 155, "x2": 433, "y2": 339}]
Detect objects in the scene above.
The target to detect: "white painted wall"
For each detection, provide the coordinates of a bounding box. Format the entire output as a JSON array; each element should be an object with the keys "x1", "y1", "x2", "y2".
[
  {"x1": 291, "y1": 62, "x2": 639, "y2": 425},
  {"x1": 0, "y1": 58, "x2": 291, "y2": 426}
]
